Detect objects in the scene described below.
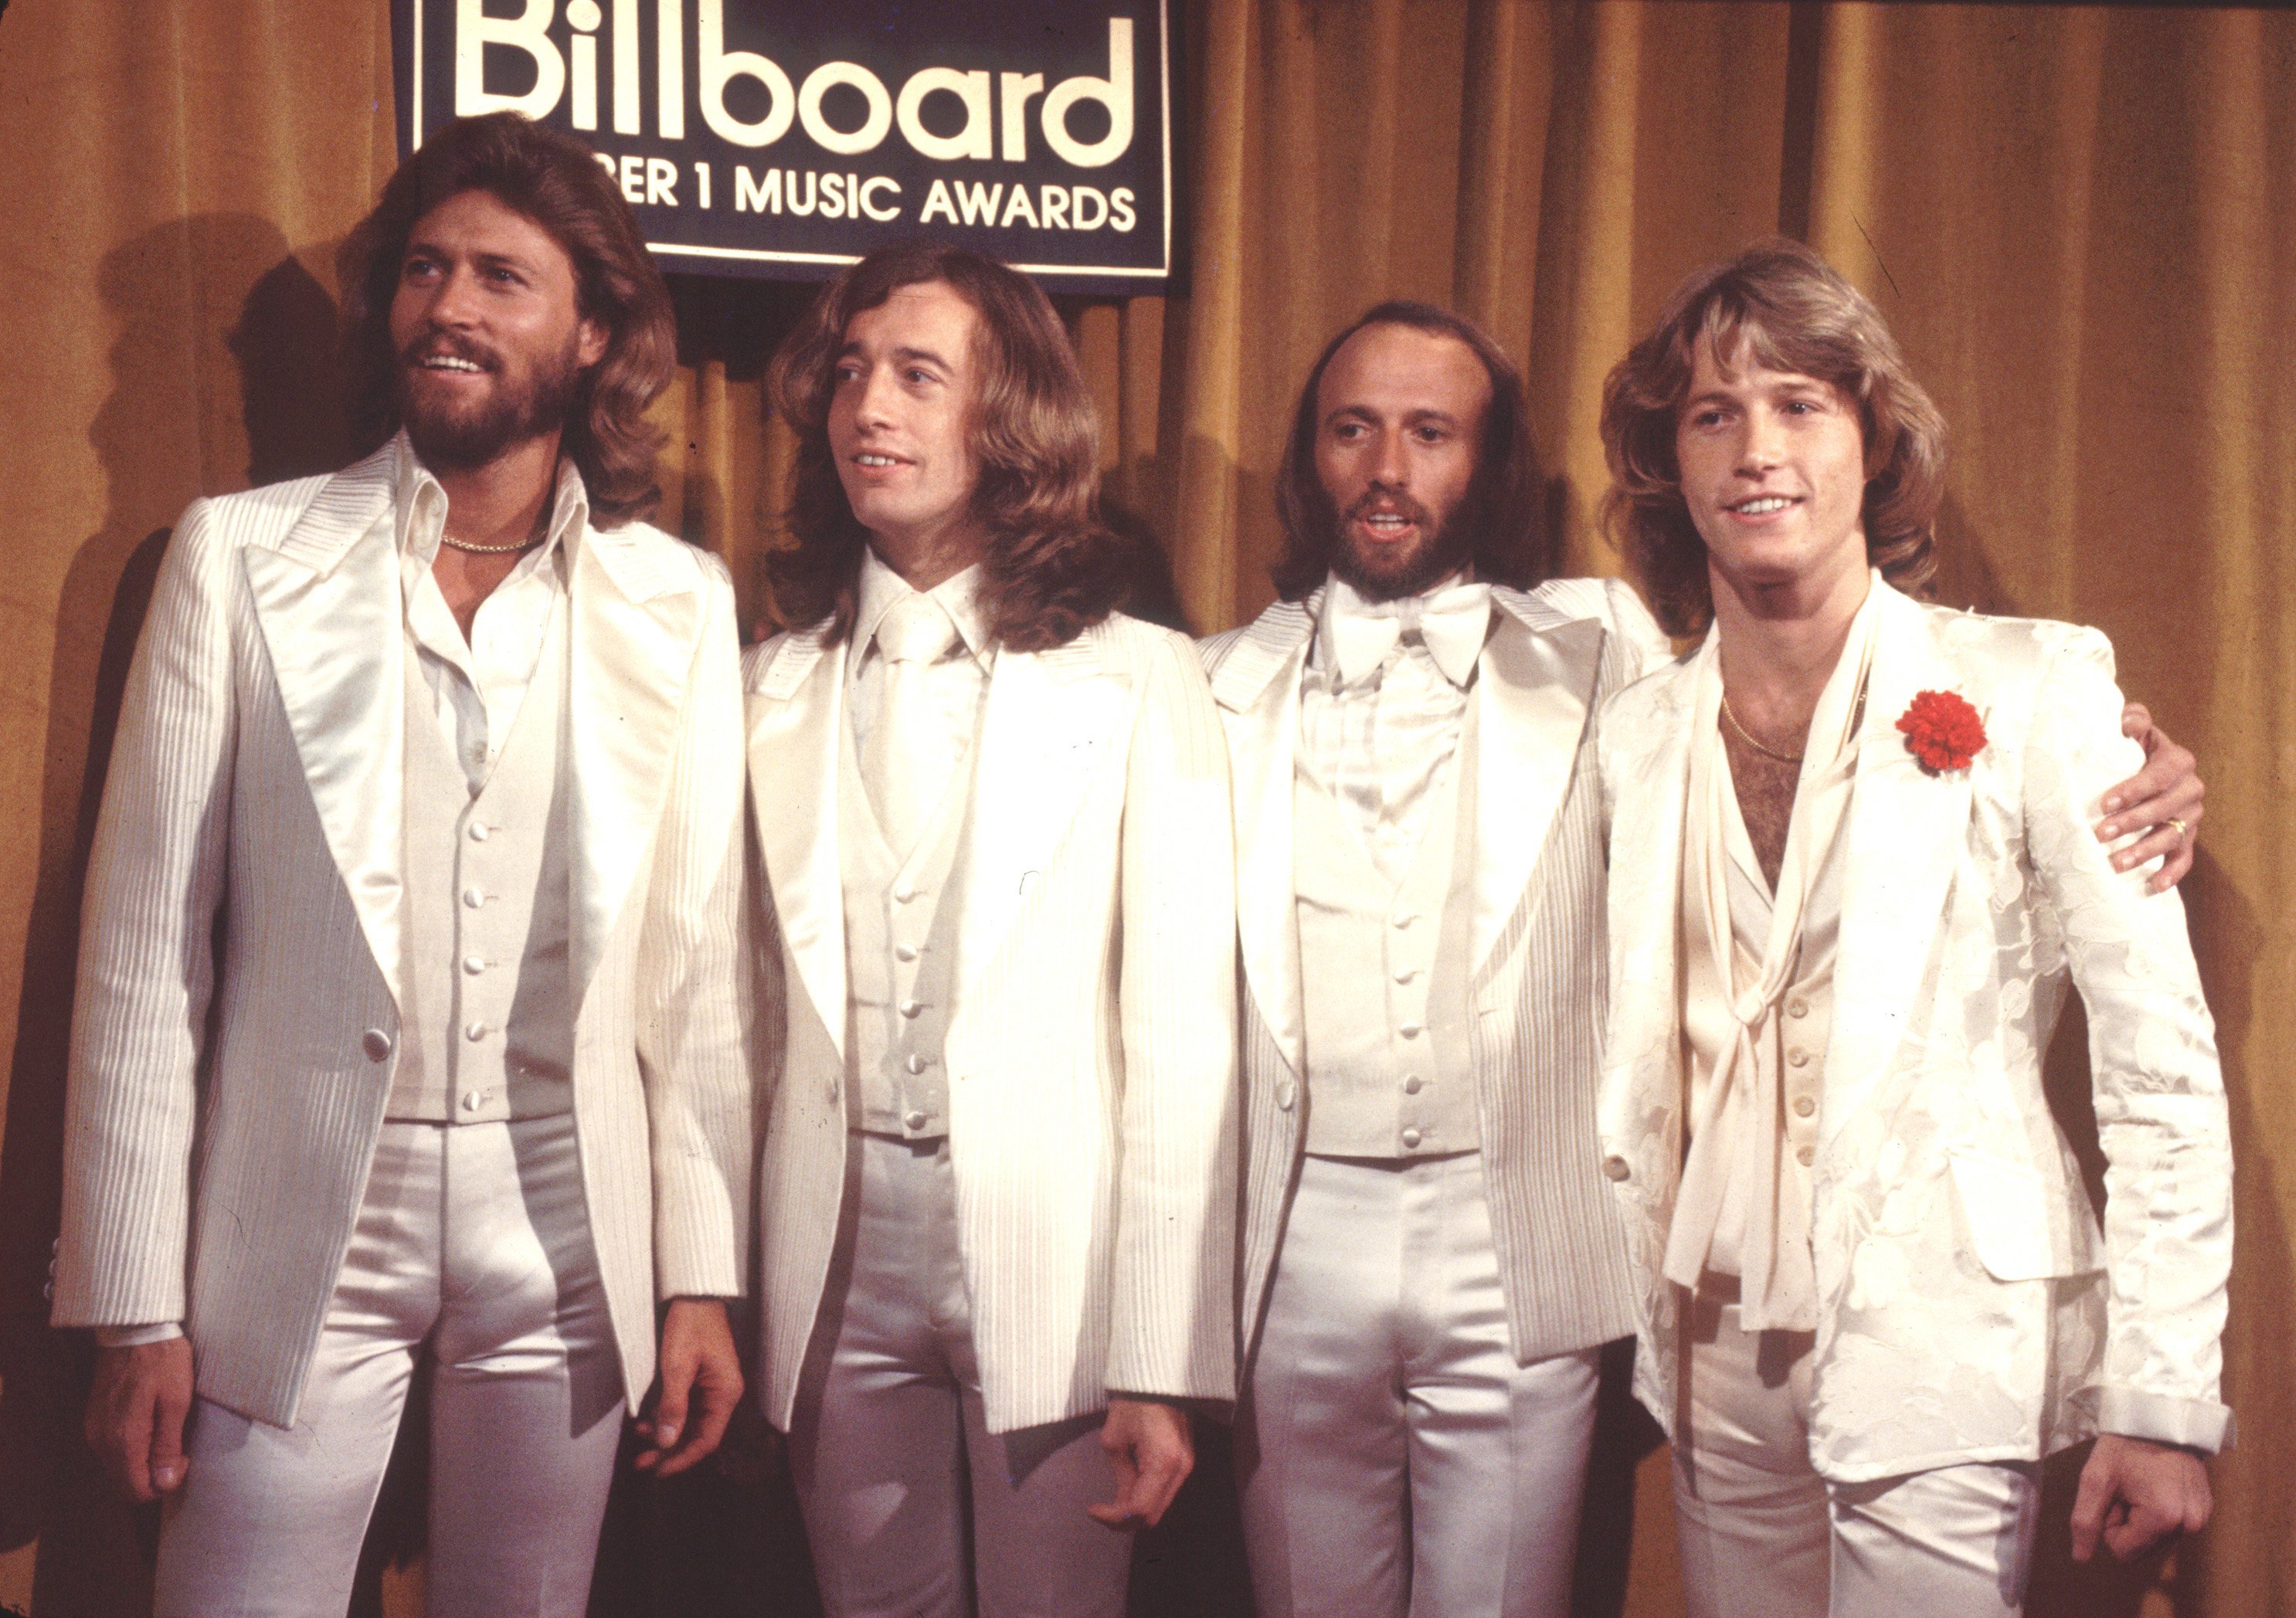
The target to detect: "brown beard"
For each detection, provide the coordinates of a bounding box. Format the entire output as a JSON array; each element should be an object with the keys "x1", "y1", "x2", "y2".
[
  {"x1": 396, "y1": 327, "x2": 586, "y2": 472},
  {"x1": 1326, "y1": 487, "x2": 1479, "y2": 602}
]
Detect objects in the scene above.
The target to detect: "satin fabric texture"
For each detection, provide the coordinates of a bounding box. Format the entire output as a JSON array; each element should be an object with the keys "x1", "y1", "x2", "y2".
[
  {"x1": 788, "y1": 1134, "x2": 1130, "y2": 1618},
  {"x1": 153, "y1": 1117, "x2": 625, "y2": 1618},
  {"x1": 1673, "y1": 1287, "x2": 2037, "y2": 1618},
  {"x1": 1238, "y1": 1150, "x2": 1600, "y2": 1617},
  {"x1": 51, "y1": 439, "x2": 755, "y2": 1427},
  {"x1": 1598, "y1": 578, "x2": 2233, "y2": 1481}
]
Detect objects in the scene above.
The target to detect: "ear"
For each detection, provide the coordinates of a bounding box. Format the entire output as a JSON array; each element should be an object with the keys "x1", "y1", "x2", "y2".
[{"x1": 574, "y1": 317, "x2": 609, "y2": 372}]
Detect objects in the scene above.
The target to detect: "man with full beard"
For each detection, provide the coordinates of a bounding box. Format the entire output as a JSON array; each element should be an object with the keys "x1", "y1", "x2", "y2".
[
  {"x1": 1197, "y1": 302, "x2": 2206, "y2": 1617},
  {"x1": 51, "y1": 113, "x2": 750, "y2": 1616}
]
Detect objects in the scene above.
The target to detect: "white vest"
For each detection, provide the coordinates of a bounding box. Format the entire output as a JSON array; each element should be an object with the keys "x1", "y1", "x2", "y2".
[
  {"x1": 389, "y1": 600, "x2": 576, "y2": 1122},
  {"x1": 1296, "y1": 709, "x2": 1480, "y2": 1158},
  {"x1": 840, "y1": 709, "x2": 972, "y2": 1140}
]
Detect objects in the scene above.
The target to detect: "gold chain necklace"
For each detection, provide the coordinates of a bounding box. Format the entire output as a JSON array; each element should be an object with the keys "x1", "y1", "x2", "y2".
[
  {"x1": 1720, "y1": 687, "x2": 1806, "y2": 765},
  {"x1": 439, "y1": 530, "x2": 547, "y2": 555}
]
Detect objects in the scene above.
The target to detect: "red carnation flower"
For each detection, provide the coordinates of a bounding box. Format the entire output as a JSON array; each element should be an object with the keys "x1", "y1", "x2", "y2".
[{"x1": 1896, "y1": 689, "x2": 1987, "y2": 775}]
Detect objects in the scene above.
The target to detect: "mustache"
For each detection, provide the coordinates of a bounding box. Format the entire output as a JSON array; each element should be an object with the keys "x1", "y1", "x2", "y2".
[
  {"x1": 397, "y1": 331, "x2": 502, "y2": 372},
  {"x1": 1343, "y1": 488, "x2": 1433, "y2": 528}
]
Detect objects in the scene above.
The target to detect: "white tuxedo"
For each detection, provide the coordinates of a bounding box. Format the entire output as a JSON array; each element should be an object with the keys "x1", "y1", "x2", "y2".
[
  {"x1": 1597, "y1": 580, "x2": 2233, "y2": 1485},
  {"x1": 746, "y1": 609, "x2": 1239, "y2": 1437},
  {"x1": 1202, "y1": 575, "x2": 1668, "y2": 1369},
  {"x1": 52, "y1": 441, "x2": 753, "y2": 1430}
]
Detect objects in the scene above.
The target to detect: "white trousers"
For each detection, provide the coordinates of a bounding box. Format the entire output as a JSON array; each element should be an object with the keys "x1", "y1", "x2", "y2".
[
  {"x1": 154, "y1": 1117, "x2": 626, "y2": 1618},
  {"x1": 1238, "y1": 1150, "x2": 1601, "y2": 1618},
  {"x1": 788, "y1": 1132, "x2": 1133, "y2": 1618},
  {"x1": 1673, "y1": 1287, "x2": 2039, "y2": 1618}
]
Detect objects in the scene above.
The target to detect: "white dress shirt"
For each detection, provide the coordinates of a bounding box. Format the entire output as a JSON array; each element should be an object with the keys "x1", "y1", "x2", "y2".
[
  {"x1": 1299, "y1": 572, "x2": 1492, "y2": 886},
  {"x1": 396, "y1": 443, "x2": 587, "y2": 788}
]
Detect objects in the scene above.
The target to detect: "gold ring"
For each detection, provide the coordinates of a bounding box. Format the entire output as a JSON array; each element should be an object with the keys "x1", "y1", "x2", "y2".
[{"x1": 2168, "y1": 818, "x2": 2190, "y2": 842}]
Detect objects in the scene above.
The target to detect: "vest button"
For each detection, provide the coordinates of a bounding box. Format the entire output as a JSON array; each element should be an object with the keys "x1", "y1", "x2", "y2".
[
  {"x1": 463, "y1": 887, "x2": 485, "y2": 909},
  {"x1": 469, "y1": 823, "x2": 491, "y2": 843},
  {"x1": 1402, "y1": 1075, "x2": 1423, "y2": 1094},
  {"x1": 900, "y1": 999, "x2": 926, "y2": 1019},
  {"x1": 465, "y1": 1021, "x2": 487, "y2": 1041},
  {"x1": 1796, "y1": 1144, "x2": 1815, "y2": 1168},
  {"x1": 462, "y1": 1091, "x2": 484, "y2": 1113},
  {"x1": 904, "y1": 1110, "x2": 929, "y2": 1131},
  {"x1": 1787, "y1": 997, "x2": 1809, "y2": 1018},
  {"x1": 895, "y1": 944, "x2": 919, "y2": 962},
  {"x1": 894, "y1": 884, "x2": 919, "y2": 904},
  {"x1": 361, "y1": 1028, "x2": 394, "y2": 1063},
  {"x1": 1401, "y1": 1128, "x2": 1423, "y2": 1149},
  {"x1": 1792, "y1": 1094, "x2": 1815, "y2": 1118},
  {"x1": 1788, "y1": 1048, "x2": 1809, "y2": 1068},
  {"x1": 1392, "y1": 914, "x2": 1418, "y2": 930},
  {"x1": 904, "y1": 1052, "x2": 932, "y2": 1074},
  {"x1": 1400, "y1": 1023, "x2": 1423, "y2": 1040},
  {"x1": 1394, "y1": 968, "x2": 1418, "y2": 985},
  {"x1": 1602, "y1": 1155, "x2": 1631, "y2": 1182},
  {"x1": 463, "y1": 955, "x2": 486, "y2": 975}
]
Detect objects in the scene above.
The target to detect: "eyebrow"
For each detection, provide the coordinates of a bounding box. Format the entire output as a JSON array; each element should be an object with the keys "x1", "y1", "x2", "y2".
[
  {"x1": 837, "y1": 341, "x2": 955, "y2": 371},
  {"x1": 402, "y1": 239, "x2": 535, "y2": 277},
  {"x1": 1326, "y1": 404, "x2": 1459, "y2": 426}
]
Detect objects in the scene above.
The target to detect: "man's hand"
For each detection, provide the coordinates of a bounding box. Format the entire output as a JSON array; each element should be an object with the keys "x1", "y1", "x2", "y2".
[
  {"x1": 2098, "y1": 704, "x2": 2203, "y2": 892},
  {"x1": 1088, "y1": 1396, "x2": 1194, "y2": 1529},
  {"x1": 2070, "y1": 1433, "x2": 2213, "y2": 1563},
  {"x1": 634, "y1": 1297, "x2": 742, "y2": 1477},
  {"x1": 86, "y1": 1338, "x2": 194, "y2": 1504}
]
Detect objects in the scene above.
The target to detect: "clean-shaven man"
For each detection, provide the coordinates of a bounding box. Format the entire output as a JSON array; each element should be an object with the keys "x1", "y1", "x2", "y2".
[
  {"x1": 743, "y1": 242, "x2": 1238, "y2": 1618},
  {"x1": 53, "y1": 113, "x2": 751, "y2": 1616},
  {"x1": 1198, "y1": 300, "x2": 2205, "y2": 1617}
]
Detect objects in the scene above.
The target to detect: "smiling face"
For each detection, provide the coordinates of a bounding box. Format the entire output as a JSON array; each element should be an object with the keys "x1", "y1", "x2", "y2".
[
  {"x1": 827, "y1": 279, "x2": 986, "y2": 560},
  {"x1": 1674, "y1": 338, "x2": 1872, "y2": 605},
  {"x1": 1312, "y1": 322, "x2": 1491, "y2": 601},
  {"x1": 388, "y1": 188, "x2": 605, "y2": 472}
]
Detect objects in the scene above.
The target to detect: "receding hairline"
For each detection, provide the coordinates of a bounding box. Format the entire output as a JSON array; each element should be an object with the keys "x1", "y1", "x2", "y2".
[{"x1": 1314, "y1": 319, "x2": 1496, "y2": 423}]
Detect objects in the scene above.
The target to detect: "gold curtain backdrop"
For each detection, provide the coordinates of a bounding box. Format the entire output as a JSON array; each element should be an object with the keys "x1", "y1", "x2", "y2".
[{"x1": 2, "y1": 2, "x2": 2289, "y2": 1615}]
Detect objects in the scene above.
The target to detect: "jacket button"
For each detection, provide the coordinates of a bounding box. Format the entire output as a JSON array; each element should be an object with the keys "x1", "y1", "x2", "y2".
[
  {"x1": 1275, "y1": 1082, "x2": 1296, "y2": 1111},
  {"x1": 904, "y1": 1110, "x2": 929, "y2": 1131},
  {"x1": 1602, "y1": 1155, "x2": 1630, "y2": 1182},
  {"x1": 1401, "y1": 1128, "x2": 1423, "y2": 1149},
  {"x1": 900, "y1": 999, "x2": 926, "y2": 1019},
  {"x1": 1402, "y1": 1075, "x2": 1423, "y2": 1095},
  {"x1": 904, "y1": 1052, "x2": 931, "y2": 1074},
  {"x1": 362, "y1": 1028, "x2": 394, "y2": 1062}
]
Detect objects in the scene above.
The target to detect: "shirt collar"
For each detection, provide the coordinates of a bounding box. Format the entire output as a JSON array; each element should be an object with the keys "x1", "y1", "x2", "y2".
[
  {"x1": 849, "y1": 546, "x2": 993, "y2": 678},
  {"x1": 1310, "y1": 569, "x2": 1492, "y2": 689},
  {"x1": 389, "y1": 429, "x2": 590, "y2": 572}
]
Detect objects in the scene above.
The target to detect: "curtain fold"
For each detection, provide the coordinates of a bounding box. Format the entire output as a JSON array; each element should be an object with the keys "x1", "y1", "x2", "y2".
[{"x1": 2, "y1": 3, "x2": 2290, "y2": 1614}]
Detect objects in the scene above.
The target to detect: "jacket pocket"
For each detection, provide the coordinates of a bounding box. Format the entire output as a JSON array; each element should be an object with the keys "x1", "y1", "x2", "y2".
[{"x1": 1946, "y1": 1151, "x2": 2094, "y2": 1281}]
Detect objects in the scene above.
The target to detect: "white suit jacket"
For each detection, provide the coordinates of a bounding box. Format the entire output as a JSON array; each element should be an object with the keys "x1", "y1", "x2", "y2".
[
  {"x1": 745, "y1": 609, "x2": 1239, "y2": 1434},
  {"x1": 51, "y1": 441, "x2": 754, "y2": 1429},
  {"x1": 1598, "y1": 580, "x2": 2233, "y2": 1483},
  {"x1": 1200, "y1": 576, "x2": 1669, "y2": 1369}
]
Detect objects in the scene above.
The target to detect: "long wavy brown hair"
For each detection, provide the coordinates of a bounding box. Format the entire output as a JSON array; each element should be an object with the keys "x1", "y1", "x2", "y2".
[
  {"x1": 1599, "y1": 236, "x2": 1946, "y2": 636},
  {"x1": 1271, "y1": 301, "x2": 1551, "y2": 601},
  {"x1": 766, "y1": 242, "x2": 1128, "y2": 651},
  {"x1": 340, "y1": 111, "x2": 676, "y2": 530}
]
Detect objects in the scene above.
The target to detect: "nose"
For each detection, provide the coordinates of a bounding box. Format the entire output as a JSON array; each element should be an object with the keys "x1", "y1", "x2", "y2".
[
  {"x1": 1367, "y1": 425, "x2": 1410, "y2": 490},
  {"x1": 851, "y1": 362, "x2": 899, "y2": 431},
  {"x1": 1737, "y1": 405, "x2": 1785, "y2": 474},
  {"x1": 424, "y1": 263, "x2": 484, "y2": 331}
]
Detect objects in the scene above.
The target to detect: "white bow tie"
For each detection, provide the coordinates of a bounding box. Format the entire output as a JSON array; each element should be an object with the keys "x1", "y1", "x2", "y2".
[{"x1": 1325, "y1": 579, "x2": 1492, "y2": 689}]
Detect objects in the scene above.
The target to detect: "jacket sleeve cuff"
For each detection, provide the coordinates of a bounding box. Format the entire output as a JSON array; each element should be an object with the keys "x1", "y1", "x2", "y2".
[
  {"x1": 93, "y1": 1322, "x2": 185, "y2": 1349},
  {"x1": 2094, "y1": 1385, "x2": 2235, "y2": 1453}
]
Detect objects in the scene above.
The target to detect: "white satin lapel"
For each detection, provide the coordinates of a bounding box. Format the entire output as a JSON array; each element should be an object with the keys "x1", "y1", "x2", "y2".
[
  {"x1": 1822, "y1": 584, "x2": 1976, "y2": 1146},
  {"x1": 745, "y1": 629, "x2": 847, "y2": 1059},
  {"x1": 240, "y1": 463, "x2": 405, "y2": 1005},
  {"x1": 956, "y1": 636, "x2": 1129, "y2": 994},
  {"x1": 566, "y1": 529, "x2": 703, "y2": 1008},
  {"x1": 1469, "y1": 609, "x2": 1606, "y2": 972},
  {"x1": 1224, "y1": 637, "x2": 1310, "y2": 1080}
]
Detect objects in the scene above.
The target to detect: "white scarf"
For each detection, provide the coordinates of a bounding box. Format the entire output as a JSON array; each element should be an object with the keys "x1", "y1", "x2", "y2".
[{"x1": 1663, "y1": 578, "x2": 1879, "y2": 1331}]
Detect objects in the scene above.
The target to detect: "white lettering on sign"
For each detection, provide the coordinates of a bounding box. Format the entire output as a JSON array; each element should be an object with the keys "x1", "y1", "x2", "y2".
[
  {"x1": 919, "y1": 178, "x2": 1136, "y2": 232},
  {"x1": 455, "y1": 6, "x2": 1140, "y2": 168}
]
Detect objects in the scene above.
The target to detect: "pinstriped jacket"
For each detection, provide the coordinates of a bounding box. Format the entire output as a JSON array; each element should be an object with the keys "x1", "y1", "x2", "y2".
[
  {"x1": 50, "y1": 440, "x2": 755, "y2": 1429},
  {"x1": 744, "y1": 609, "x2": 1240, "y2": 1435},
  {"x1": 1199, "y1": 576, "x2": 1672, "y2": 1371}
]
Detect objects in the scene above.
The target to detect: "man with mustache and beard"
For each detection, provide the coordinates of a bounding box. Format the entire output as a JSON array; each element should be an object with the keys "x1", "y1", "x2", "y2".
[
  {"x1": 51, "y1": 113, "x2": 751, "y2": 1616},
  {"x1": 1196, "y1": 303, "x2": 2206, "y2": 1617}
]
